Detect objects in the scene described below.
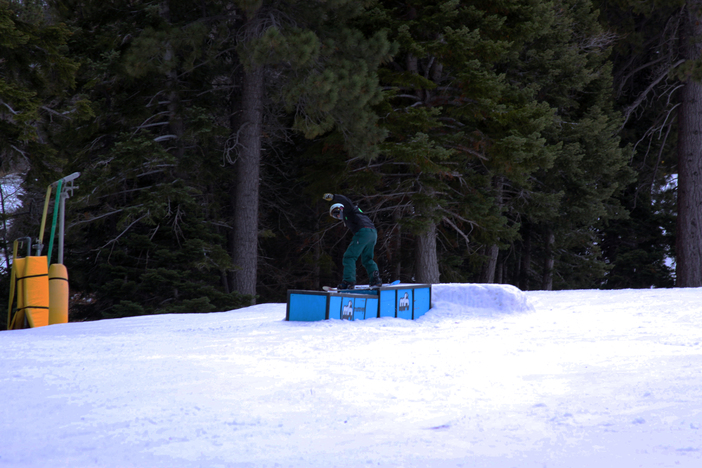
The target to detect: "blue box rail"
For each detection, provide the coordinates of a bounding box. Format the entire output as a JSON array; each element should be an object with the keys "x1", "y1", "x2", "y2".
[{"x1": 286, "y1": 283, "x2": 432, "y2": 322}]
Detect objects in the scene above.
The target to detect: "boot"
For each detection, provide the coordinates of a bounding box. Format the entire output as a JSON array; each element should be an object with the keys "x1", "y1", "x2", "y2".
[
  {"x1": 369, "y1": 270, "x2": 382, "y2": 287},
  {"x1": 337, "y1": 280, "x2": 355, "y2": 290}
]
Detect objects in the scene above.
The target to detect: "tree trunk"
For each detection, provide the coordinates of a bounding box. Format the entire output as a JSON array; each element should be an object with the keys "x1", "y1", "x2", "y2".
[
  {"x1": 231, "y1": 62, "x2": 264, "y2": 301},
  {"x1": 542, "y1": 227, "x2": 555, "y2": 290},
  {"x1": 313, "y1": 213, "x2": 321, "y2": 291},
  {"x1": 415, "y1": 220, "x2": 440, "y2": 283},
  {"x1": 519, "y1": 223, "x2": 532, "y2": 290},
  {"x1": 482, "y1": 244, "x2": 499, "y2": 283},
  {"x1": 676, "y1": 0, "x2": 702, "y2": 287},
  {"x1": 482, "y1": 176, "x2": 504, "y2": 284},
  {"x1": 159, "y1": 1, "x2": 184, "y2": 159},
  {"x1": 392, "y1": 210, "x2": 402, "y2": 281}
]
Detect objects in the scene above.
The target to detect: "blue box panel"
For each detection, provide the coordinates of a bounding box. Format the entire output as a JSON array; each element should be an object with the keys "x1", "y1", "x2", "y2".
[
  {"x1": 353, "y1": 297, "x2": 367, "y2": 320},
  {"x1": 413, "y1": 287, "x2": 431, "y2": 319},
  {"x1": 397, "y1": 289, "x2": 413, "y2": 320},
  {"x1": 379, "y1": 289, "x2": 396, "y2": 318},
  {"x1": 288, "y1": 293, "x2": 327, "y2": 321},
  {"x1": 365, "y1": 298, "x2": 379, "y2": 319},
  {"x1": 324, "y1": 294, "x2": 380, "y2": 321},
  {"x1": 328, "y1": 296, "x2": 343, "y2": 320}
]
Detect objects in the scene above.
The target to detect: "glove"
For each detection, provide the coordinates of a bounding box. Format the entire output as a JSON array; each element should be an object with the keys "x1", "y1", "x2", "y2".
[{"x1": 323, "y1": 193, "x2": 334, "y2": 201}]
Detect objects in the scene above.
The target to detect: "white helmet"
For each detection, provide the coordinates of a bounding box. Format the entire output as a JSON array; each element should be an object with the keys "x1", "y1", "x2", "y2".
[{"x1": 330, "y1": 203, "x2": 344, "y2": 220}]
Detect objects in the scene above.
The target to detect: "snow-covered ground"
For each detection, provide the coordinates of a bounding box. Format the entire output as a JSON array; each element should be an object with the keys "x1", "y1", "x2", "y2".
[{"x1": 2, "y1": 284, "x2": 702, "y2": 468}]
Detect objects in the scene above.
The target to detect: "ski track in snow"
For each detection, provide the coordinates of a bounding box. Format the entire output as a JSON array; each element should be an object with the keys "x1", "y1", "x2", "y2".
[{"x1": 1, "y1": 284, "x2": 702, "y2": 467}]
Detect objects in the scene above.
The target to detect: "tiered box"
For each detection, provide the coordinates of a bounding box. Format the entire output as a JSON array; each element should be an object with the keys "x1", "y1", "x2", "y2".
[{"x1": 286, "y1": 283, "x2": 431, "y2": 322}]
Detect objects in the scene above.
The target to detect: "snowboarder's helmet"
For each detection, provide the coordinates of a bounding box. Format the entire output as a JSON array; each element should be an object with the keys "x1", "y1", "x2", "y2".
[{"x1": 330, "y1": 203, "x2": 344, "y2": 220}]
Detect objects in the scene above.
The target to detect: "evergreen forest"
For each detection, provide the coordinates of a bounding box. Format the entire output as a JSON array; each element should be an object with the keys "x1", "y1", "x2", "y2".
[{"x1": 0, "y1": 0, "x2": 696, "y2": 324}]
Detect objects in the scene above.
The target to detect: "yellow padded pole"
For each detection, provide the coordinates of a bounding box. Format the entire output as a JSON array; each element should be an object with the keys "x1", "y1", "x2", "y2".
[
  {"x1": 6, "y1": 240, "x2": 19, "y2": 330},
  {"x1": 49, "y1": 264, "x2": 69, "y2": 325},
  {"x1": 38, "y1": 185, "x2": 53, "y2": 246},
  {"x1": 18, "y1": 257, "x2": 50, "y2": 328}
]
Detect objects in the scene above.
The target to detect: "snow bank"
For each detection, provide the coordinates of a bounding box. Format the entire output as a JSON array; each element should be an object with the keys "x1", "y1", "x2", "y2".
[
  {"x1": 3, "y1": 286, "x2": 702, "y2": 467},
  {"x1": 430, "y1": 282, "x2": 534, "y2": 318}
]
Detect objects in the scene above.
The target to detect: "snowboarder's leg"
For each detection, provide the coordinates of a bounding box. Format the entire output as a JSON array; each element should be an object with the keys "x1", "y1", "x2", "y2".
[
  {"x1": 358, "y1": 228, "x2": 379, "y2": 279},
  {"x1": 342, "y1": 234, "x2": 363, "y2": 284}
]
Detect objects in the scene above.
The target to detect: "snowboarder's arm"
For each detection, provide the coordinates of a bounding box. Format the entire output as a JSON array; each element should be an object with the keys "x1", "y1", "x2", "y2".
[{"x1": 332, "y1": 194, "x2": 355, "y2": 213}]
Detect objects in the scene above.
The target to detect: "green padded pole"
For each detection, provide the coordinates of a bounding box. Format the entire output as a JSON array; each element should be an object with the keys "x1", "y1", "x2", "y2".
[{"x1": 46, "y1": 180, "x2": 63, "y2": 266}]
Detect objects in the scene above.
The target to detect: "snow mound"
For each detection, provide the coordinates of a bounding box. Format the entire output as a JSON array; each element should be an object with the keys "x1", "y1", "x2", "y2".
[{"x1": 430, "y1": 282, "x2": 534, "y2": 317}]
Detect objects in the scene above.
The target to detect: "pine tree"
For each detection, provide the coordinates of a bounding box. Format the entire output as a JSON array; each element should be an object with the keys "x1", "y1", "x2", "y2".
[
  {"x1": 48, "y1": 0, "x2": 253, "y2": 318},
  {"x1": 0, "y1": 0, "x2": 78, "y2": 284},
  {"x1": 330, "y1": 0, "x2": 631, "y2": 290},
  {"x1": 0, "y1": 0, "x2": 77, "y2": 188},
  {"x1": 594, "y1": 0, "x2": 682, "y2": 288},
  {"x1": 504, "y1": 0, "x2": 632, "y2": 290},
  {"x1": 332, "y1": 0, "x2": 557, "y2": 284},
  {"x1": 225, "y1": 0, "x2": 393, "y2": 299}
]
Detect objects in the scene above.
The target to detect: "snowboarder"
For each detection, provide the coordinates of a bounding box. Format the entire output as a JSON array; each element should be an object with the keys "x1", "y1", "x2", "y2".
[{"x1": 323, "y1": 193, "x2": 382, "y2": 290}]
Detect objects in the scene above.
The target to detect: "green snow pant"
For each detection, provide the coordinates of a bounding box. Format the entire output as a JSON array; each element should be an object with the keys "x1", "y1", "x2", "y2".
[{"x1": 343, "y1": 228, "x2": 378, "y2": 284}]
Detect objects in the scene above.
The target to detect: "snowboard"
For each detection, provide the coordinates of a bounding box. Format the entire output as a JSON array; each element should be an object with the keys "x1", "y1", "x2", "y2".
[{"x1": 323, "y1": 279, "x2": 400, "y2": 292}]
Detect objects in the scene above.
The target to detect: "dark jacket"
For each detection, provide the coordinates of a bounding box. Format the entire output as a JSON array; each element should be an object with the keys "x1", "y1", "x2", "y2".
[{"x1": 333, "y1": 194, "x2": 375, "y2": 234}]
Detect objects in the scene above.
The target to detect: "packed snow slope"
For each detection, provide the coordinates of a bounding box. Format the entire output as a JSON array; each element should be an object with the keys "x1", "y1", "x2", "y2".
[{"x1": 2, "y1": 284, "x2": 702, "y2": 468}]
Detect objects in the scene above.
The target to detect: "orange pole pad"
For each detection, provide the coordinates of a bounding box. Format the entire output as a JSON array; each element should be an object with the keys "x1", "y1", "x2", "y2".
[
  {"x1": 19, "y1": 257, "x2": 50, "y2": 328},
  {"x1": 49, "y1": 264, "x2": 69, "y2": 325}
]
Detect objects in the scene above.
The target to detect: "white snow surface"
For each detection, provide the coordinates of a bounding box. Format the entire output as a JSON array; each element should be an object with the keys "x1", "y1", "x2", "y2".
[{"x1": 2, "y1": 284, "x2": 702, "y2": 468}]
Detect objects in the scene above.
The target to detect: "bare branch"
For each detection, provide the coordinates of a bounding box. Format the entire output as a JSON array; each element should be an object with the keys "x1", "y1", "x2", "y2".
[
  {"x1": 441, "y1": 215, "x2": 473, "y2": 248},
  {"x1": 616, "y1": 55, "x2": 668, "y2": 98},
  {"x1": 132, "y1": 111, "x2": 170, "y2": 135},
  {"x1": 1, "y1": 101, "x2": 19, "y2": 115},
  {"x1": 41, "y1": 106, "x2": 70, "y2": 119},
  {"x1": 620, "y1": 59, "x2": 685, "y2": 129},
  {"x1": 99, "y1": 211, "x2": 150, "y2": 249},
  {"x1": 579, "y1": 31, "x2": 618, "y2": 51},
  {"x1": 153, "y1": 135, "x2": 178, "y2": 142},
  {"x1": 69, "y1": 206, "x2": 141, "y2": 228}
]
